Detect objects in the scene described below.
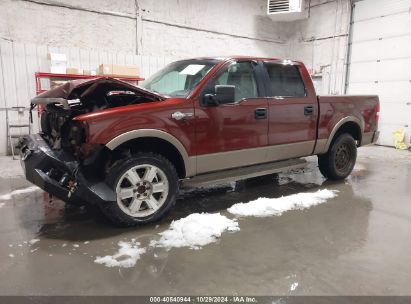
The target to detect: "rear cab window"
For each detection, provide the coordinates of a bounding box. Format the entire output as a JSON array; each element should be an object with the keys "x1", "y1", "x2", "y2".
[{"x1": 263, "y1": 62, "x2": 306, "y2": 97}]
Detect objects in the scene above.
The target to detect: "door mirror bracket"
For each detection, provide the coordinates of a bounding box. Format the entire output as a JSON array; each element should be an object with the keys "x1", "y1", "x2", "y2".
[{"x1": 203, "y1": 94, "x2": 219, "y2": 106}]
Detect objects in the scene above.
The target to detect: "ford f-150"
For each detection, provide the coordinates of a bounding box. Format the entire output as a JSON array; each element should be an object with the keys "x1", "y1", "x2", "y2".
[{"x1": 18, "y1": 56, "x2": 380, "y2": 226}]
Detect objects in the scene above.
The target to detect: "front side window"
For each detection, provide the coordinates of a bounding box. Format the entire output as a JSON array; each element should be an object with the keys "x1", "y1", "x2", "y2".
[
  {"x1": 265, "y1": 63, "x2": 306, "y2": 97},
  {"x1": 214, "y1": 62, "x2": 259, "y2": 102},
  {"x1": 140, "y1": 60, "x2": 218, "y2": 97}
]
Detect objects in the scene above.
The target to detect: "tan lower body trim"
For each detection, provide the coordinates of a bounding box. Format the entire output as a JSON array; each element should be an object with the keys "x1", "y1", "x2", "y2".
[
  {"x1": 186, "y1": 157, "x2": 197, "y2": 177},
  {"x1": 196, "y1": 141, "x2": 315, "y2": 175},
  {"x1": 313, "y1": 138, "x2": 328, "y2": 154}
]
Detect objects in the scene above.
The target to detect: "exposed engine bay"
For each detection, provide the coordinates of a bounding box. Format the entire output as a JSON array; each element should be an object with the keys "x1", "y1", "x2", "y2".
[{"x1": 31, "y1": 78, "x2": 164, "y2": 156}]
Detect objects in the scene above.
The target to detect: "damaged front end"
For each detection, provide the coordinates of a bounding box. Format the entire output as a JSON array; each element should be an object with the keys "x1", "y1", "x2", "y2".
[
  {"x1": 20, "y1": 77, "x2": 164, "y2": 205},
  {"x1": 19, "y1": 134, "x2": 116, "y2": 205},
  {"x1": 32, "y1": 77, "x2": 163, "y2": 156}
]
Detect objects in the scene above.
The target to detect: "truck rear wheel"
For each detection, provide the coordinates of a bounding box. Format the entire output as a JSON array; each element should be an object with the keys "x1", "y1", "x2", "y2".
[
  {"x1": 318, "y1": 133, "x2": 357, "y2": 180},
  {"x1": 99, "y1": 152, "x2": 179, "y2": 227}
]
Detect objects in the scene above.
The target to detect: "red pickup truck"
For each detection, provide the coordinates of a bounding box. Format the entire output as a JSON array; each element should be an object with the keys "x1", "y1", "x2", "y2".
[{"x1": 19, "y1": 56, "x2": 379, "y2": 226}]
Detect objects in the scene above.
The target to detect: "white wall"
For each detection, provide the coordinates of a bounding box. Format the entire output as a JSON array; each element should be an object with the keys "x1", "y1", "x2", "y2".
[
  {"x1": 138, "y1": 0, "x2": 288, "y2": 57},
  {"x1": 0, "y1": 0, "x2": 289, "y2": 57},
  {"x1": 0, "y1": 0, "x2": 138, "y2": 53},
  {"x1": 287, "y1": 0, "x2": 351, "y2": 95}
]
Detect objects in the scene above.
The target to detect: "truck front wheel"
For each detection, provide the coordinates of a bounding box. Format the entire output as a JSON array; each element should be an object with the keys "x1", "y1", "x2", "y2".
[
  {"x1": 99, "y1": 152, "x2": 179, "y2": 226},
  {"x1": 318, "y1": 133, "x2": 357, "y2": 180}
]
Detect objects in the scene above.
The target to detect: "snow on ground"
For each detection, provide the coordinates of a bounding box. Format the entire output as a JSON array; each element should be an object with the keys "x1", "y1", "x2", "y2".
[
  {"x1": 290, "y1": 282, "x2": 299, "y2": 291},
  {"x1": 227, "y1": 189, "x2": 338, "y2": 217},
  {"x1": 0, "y1": 186, "x2": 40, "y2": 201},
  {"x1": 151, "y1": 213, "x2": 239, "y2": 250},
  {"x1": 0, "y1": 202, "x2": 5, "y2": 208},
  {"x1": 94, "y1": 239, "x2": 146, "y2": 268},
  {"x1": 95, "y1": 213, "x2": 238, "y2": 268},
  {"x1": 353, "y1": 163, "x2": 366, "y2": 171},
  {"x1": 28, "y1": 238, "x2": 40, "y2": 245},
  {"x1": 95, "y1": 190, "x2": 337, "y2": 267}
]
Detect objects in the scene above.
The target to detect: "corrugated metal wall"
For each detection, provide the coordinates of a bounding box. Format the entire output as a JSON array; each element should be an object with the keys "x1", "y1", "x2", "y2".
[{"x1": 0, "y1": 40, "x2": 180, "y2": 155}]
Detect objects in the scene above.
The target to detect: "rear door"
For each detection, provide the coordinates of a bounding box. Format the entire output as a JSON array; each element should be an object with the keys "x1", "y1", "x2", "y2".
[
  {"x1": 262, "y1": 61, "x2": 318, "y2": 157},
  {"x1": 194, "y1": 60, "x2": 269, "y2": 174}
]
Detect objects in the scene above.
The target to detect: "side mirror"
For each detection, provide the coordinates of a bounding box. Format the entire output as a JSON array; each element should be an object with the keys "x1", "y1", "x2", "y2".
[
  {"x1": 215, "y1": 85, "x2": 235, "y2": 104},
  {"x1": 203, "y1": 85, "x2": 235, "y2": 106}
]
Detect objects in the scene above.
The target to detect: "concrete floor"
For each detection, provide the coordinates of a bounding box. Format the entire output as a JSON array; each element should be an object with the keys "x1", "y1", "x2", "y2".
[{"x1": 0, "y1": 146, "x2": 410, "y2": 296}]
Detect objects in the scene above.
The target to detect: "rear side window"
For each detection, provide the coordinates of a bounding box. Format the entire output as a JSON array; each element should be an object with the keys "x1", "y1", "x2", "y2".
[{"x1": 264, "y1": 63, "x2": 306, "y2": 97}]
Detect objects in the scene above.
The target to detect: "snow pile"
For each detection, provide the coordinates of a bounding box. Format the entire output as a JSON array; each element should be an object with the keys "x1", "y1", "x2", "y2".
[
  {"x1": 28, "y1": 238, "x2": 40, "y2": 245},
  {"x1": 94, "y1": 190, "x2": 337, "y2": 268},
  {"x1": 227, "y1": 189, "x2": 338, "y2": 217},
  {"x1": 353, "y1": 163, "x2": 366, "y2": 171},
  {"x1": 95, "y1": 213, "x2": 238, "y2": 268},
  {"x1": 94, "y1": 239, "x2": 146, "y2": 268},
  {"x1": 151, "y1": 213, "x2": 239, "y2": 250},
  {"x1": 290, "y1": 282, "x2": 299, "y2": 291},
  {"x1": 0, "y1": 203, "x2": 5, "y2": 208},
  {"x1": 0, "y1": 186, "x2": 40, "y2": 201}
]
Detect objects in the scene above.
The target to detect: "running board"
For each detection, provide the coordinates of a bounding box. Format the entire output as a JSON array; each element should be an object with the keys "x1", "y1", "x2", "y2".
[{"x1": 181, "y1": 158, "x2": 307, "y2": 188}]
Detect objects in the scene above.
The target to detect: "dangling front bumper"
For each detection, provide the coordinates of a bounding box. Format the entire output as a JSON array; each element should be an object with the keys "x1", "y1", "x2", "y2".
[{"x1": 18, "y1": 134, "x2": 116, "y2": 206}]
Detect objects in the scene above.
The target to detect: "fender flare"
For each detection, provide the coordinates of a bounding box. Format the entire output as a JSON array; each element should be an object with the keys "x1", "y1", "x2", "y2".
[
  {"x1": 323, "y1": 116, "x2": 364, "y2": 152},
  {"x1": 106, "y1": 129, "x2": 195, "y2": 177}
]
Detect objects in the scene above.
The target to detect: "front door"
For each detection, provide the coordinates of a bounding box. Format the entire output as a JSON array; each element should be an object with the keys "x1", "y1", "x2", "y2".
[{"x1": 194, "y1": 60, "x2": 269, "y2": 174}]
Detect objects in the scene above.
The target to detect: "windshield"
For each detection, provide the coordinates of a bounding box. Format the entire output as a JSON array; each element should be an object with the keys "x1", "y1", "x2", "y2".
[{"x1": 140, "y1": 59, "x2": 218, "y2": 97}]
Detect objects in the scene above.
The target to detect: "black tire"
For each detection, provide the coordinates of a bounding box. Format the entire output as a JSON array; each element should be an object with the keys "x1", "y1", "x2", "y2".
[
  {"x1": 98, "y1": 152, "x2": 179, "y2": 227},
  {"x1": 318, "y1": 133, "x2": 357, "y2": 180}
]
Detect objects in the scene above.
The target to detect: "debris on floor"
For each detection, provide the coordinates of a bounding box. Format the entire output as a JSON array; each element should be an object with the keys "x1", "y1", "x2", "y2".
[{"x1": 392, "y1": 128, "x2": 408, "y2": 150}]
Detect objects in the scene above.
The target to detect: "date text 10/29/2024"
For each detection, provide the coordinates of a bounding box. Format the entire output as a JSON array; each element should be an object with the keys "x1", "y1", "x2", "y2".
[{"x1": 149, "y1": 297, "x2": 257, "y2": 303}]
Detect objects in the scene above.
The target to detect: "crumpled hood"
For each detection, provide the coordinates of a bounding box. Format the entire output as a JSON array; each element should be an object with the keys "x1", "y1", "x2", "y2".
[{"x1": 31, "y1": 77, "x2": 165, "y2": 108}]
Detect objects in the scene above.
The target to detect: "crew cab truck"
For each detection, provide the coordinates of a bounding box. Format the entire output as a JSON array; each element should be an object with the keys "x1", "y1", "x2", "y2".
[{"x1": 19, "y1": 56, "x2": 380, "y2": 226}]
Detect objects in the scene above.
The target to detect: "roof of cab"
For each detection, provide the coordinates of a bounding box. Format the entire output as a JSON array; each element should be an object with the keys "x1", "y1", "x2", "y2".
[
  {"x1": 182, "y1": 56, "x2": 277, "y2": 61},
  {"x1": 180, "y1": 56, "x2": 304, "y2": 65}
]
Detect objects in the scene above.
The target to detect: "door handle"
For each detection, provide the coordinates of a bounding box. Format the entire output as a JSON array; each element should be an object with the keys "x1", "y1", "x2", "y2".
[
  {"x1": 255, "y1": 108, "x2": 267, "y2": 119},
  {"x1": 171, "y1": 111, "x2": 194, "y2": 121},
  {"x1": 304, "y1": 106, "x2": 314, "y2": 116}
]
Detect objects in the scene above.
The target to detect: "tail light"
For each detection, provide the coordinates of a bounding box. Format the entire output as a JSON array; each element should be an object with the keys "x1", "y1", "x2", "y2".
[{"x1": 375, "y1": 99, "x2": 380, "y2": 125}]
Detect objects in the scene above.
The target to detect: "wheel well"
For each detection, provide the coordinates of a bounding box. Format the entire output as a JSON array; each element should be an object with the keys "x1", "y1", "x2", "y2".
[
  {"x1": 111, "y1": 137, "x2": 186, "y2": 179},
  {"x1": 334, "y1": 122, "x2": 362, "y2": 145}
]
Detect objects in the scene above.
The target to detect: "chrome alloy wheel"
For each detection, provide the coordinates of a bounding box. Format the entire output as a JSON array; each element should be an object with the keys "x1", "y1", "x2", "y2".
[{"x1": 115, "y1": 164, "x2": 169, "y2": 218}]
